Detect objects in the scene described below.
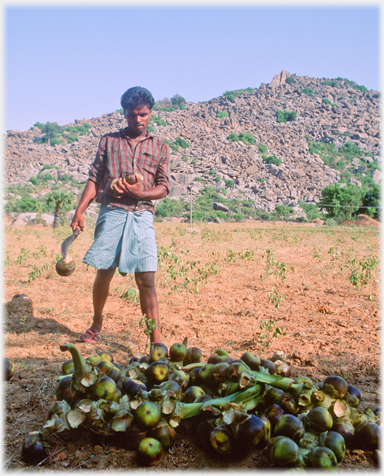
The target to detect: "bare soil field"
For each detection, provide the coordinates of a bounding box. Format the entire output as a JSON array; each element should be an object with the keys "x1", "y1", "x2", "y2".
[{"x1": 3, "y1": 216, "x2": 381, "y2": 471}]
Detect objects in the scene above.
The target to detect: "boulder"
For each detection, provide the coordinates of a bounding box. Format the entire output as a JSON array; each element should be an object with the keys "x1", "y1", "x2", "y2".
[{"x1": 213, "y1": 202, "x2": 229, "y2": 212}]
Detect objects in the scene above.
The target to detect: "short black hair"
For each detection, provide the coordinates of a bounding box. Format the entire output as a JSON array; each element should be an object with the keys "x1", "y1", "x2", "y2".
[{"x1": 120, "y1": 86, "x2": 155, "y2": 113}]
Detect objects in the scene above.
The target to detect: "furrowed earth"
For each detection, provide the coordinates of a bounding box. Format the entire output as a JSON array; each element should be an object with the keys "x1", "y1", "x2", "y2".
[{"x1": 3, "y1": 216, "x2": 380, "y2": 471}]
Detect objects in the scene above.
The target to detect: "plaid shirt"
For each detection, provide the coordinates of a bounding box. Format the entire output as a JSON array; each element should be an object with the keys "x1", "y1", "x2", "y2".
[{"x1": 88, "y1": 128, "x2": 171, "y2": 213}]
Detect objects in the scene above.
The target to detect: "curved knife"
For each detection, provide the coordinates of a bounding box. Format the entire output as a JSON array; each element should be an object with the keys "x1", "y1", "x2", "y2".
[{"x1": 61, "y1": 228, "x2": 80, "y2": 259}]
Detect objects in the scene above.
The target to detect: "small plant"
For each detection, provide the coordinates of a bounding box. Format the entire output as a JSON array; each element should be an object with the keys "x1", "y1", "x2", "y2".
[
  {"x1": 4, "y1": 252, "x2": 11, "y2": 267},
  {"x1": 139, "y1": 315, "x2": 157, "y2": 350},
  {"x1": 286, "y1": 76, "x2": 295, "y2": 84},
  {"x1": 259, "y1": 319, "x2": 286, "y2": 348},
  {"x1": 27, "y1": 263, "x2": 50, "y2": 282},
  {"x1": 33, "y1": 245, "x2": 47, "y2": 259},
  {"x1": 257, "y1": 177, "x2": 265, "y2": 183},
  {"x1": 268, "y1": 288, "x2": 284, "y2": 309},
  {"x1": 312, "y1": 247, "x2": 322, "y2": 262},
  {"x1": 349, "y1": 255, "x2": 379, "y2": 288},
  {"x1": 16, "y1": 248, "x2": 30, "y2": 265},
  {"x1": 216, "y1": 111, "x2": 229, "y2": 118},
  {"x1": 120, "y1": 287, "x2": 138, "y2": 303}
]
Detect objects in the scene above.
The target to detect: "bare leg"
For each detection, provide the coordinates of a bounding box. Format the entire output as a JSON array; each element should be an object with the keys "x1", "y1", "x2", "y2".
[
  {"x1": 88, "y1": 267, "x2": 116, "y2": 334},
  {"x1": 135, "y1": 272, "x2": 161, "y2": 344}
]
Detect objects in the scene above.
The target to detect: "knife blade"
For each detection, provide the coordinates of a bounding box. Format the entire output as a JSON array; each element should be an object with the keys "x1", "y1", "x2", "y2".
[{"x1": 61, "y1": 228, "x2": 80, "y2": 259}]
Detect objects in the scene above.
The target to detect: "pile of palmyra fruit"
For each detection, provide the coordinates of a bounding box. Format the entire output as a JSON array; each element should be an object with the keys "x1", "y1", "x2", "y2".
[{"x1": 15, "y1": 341, "x2": 380, "y2": 469}]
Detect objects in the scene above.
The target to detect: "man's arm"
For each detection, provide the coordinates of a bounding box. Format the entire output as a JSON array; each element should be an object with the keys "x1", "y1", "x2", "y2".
[{"x1": 71, "y1": 180, "x2": 99, "y2": 231}]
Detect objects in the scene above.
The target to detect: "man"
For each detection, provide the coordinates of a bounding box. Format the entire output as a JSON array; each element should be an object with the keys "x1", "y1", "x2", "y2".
[{"x1": 71, "y1": 86, "x2": 170, "y2": 345}]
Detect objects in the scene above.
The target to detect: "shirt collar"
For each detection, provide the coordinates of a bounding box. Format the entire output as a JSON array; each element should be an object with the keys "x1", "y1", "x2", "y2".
[{"x1": 121, "y1": 127, "x2": 154, "y2": 140}]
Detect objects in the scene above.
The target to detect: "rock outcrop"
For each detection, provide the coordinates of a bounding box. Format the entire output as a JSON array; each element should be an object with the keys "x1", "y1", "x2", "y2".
[{"x1": 4, "y1": 71, "x2": 381, "y2": 211}]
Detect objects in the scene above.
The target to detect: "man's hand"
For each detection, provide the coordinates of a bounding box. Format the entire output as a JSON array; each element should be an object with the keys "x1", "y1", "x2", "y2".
[
  {"x1": 112, "y1": 175, "x2": 144, "y2": 199},
  {"x1": 71, "y1": 212, "x2": 86, "y2": 232}
]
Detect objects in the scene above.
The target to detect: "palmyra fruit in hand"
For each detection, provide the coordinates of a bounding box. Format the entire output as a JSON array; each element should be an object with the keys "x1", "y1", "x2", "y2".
[
  {"x1": 56, "y1": 255, "x2": 75, "y2": 277},
  {"x1": 124, "y1": 173, "x2": 144, "y2": 185}
]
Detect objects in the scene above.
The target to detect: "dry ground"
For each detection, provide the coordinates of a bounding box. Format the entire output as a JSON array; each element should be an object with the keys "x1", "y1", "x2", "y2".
[{"x1": 3, "y1": 216, "x2": 381, "y2": 471}]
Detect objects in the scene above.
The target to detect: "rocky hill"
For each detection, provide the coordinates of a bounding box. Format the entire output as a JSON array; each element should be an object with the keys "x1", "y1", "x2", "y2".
[{"x1": 4, "y1": 71, "x2": 381, "y2": 213}]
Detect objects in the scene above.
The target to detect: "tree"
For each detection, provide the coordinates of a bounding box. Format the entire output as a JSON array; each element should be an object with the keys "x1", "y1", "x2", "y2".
[
  {"x1": 318, "y1": 183, "x2": 362, "y2": 222},
  {"x1": 361, "y1": 184, "x2": 380, "y2": 219},
  {"x1": 45, "y1": 191, "x2": 73, "y2": 228},
  {"x1": 171, "y1": 94, "x2": 186, "y2": 108}
]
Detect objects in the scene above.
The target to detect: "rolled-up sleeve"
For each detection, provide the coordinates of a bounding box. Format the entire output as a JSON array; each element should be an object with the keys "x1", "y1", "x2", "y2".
[
  {"x1": 154, "y1": 142, "x2": 171, "y2": 194},
  {"x1": 88, "y1": 135, "x2": 108, "y2": 185}
]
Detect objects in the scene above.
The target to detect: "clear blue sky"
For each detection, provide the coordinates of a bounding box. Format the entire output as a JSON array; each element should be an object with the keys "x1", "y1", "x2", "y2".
[{"x1": 4, "y1": 5, "x2": 380, "y2": 132}]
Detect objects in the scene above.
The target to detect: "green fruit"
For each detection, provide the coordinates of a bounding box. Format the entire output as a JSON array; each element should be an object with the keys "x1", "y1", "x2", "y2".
[
  {"x1": 55, "y1": 375, "x2": 80, "y2": 403},
  {"x1": 98, "y1": 351, "x2": 113, "y2": 362},
  {"x1": 61, "y1": 359, "x2": 74, "y2": 375},
  {"x1": 183, "y1": 386, "x2": 205, "y2": 403},
  {"x1": 240, "y1": 352, "x2": 261, "y2": 370},
  {"x1": 274, "y1": 414, "x2": 304, "y2": 443},
  {"x1": 270, "y1": 436, "x2": 301, "y2": 467},
  {"x1": 319, "y1": 431, "x2": 346, "y2": 462},
  {"x1": 210, "y1": 426, "x2": 236, "y2": 454},
  {"x1": 308, "y1": 446, "x2": 338, "y2": 469},
  {"x1": 137, "y1": 437, "x2": 164, "y2": 466},
  {"x1": 304, "y1": 407, "x2": 333, "y2": 433},
  {"x1": 93, "y1": 376, "x2": 117, "y2": 401},
  {"x1": 96, "y1": 360, "x2": 121, "y2": 383},
  {"x1": 185, "y1": 347, "x2": 202, "y2": 365},
  {"x1": 4, "y1": 357, "x2": 15, "y2": 381},
  {"x1": 169, "y1": 343, "x2": 187, "y2": 362},
  {"x1": 135, "y1": 401, "x2": 161, "y2": 430},
  {"x1": 151, "y1": 346, "x2": 167, "y2": 362},
  {"x1": 233, "y1": 415, "x2": 266, "y2": 451},
  {"x1": 148, "y1": 420, "x2": 176, "y2": 450},
  {"x1": 145, "y1": 361, "x2": 169, "y2": 384}
]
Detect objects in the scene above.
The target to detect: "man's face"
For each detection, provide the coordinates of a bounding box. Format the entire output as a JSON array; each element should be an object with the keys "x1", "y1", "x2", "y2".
[{"x1": 125, "y1": 105, "x2": 151, "y2": 134}]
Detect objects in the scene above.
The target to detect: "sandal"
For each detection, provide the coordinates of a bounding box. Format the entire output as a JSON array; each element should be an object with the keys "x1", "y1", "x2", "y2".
[{"x1": 80, "y1": 328, "x2": 100, "y2": 344}]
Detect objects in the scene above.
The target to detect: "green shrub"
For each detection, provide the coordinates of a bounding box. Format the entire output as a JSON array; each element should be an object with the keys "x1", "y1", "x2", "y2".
[
  {"x1": 50, "y1": 138, "x2": 63, "y2": 146},
  {"x1": 42, "y1": 173, "x2": 54, "y2": 182},
  {"x1": 321, "y1": 80, "x2": 337, "y2": 87},
  {"x1": 301, "y1": 88, "x2": 315, "y2": 96},
  {"x1": 147, "y1": 125, "x2": 155, "y2": 132},
  {"x1": 322, "y1": 98, "x2": 338, "y2": 107},
  {"x1": 276, "y1": 110, "x2": 297, "y2": 123},
  {"x1": 336, "y1": 77, "x2": 368, "y2": 92},
  {"x1": 227, "y1": 133, "x2": 239, "y2": 142},
  {"x1": 257, "y1": 177, "x2": 265, "y2": 183},
  {"x1": 150, "y1": 114, "x2": 169, "y2": 126},
  {"x1": 67, "y1": 135, "x2": 78, "y2": 143},
  {"x1": 362, "y1": 184, "x2": 380, "y2": 218},
  {"x1": 298, "y1": 200, "x2": 320, "y2": 221},
  {"x1": 155, "y1": 197, "x2": 186, "y2": 218},
  {"x1": 182, "y1": 156, "x2": 189, "y2": 163},
  {"x1": 216, "y1": 111, "x2": 229, "y2": 118},
  {"x1": 238, "y1": 132, "x2": 255, "y2": 145},
  {"x1": 258, "y1": 143, "x2": 268, "y2": 154},
  {"x1": 191, "y1": 158, "x2": 198, "y2": 165},
  {"x1": 29, "y1": 177, "x2": 39, "y2": 185},
  {"x1": 224, "y1": 179, "x2": 235, "y2": 188},
  {"x1": 286, "y1": 77, "x2": 295, "y2": 84},
  {"x1": 233, "y1": 213, "x2": 244, "y2": 222},
  {"x1": 263, "y1": 155, "x2": 281, "y2": 166},
  {"x1": 60, "y1": 173, "x2": 71, "y2": 183},
  {"x1": 224, "y1": 92, "x2": 236, "y2": 102},
  {"x1": 175, "y1": 137, "x2": 189, "y2": 149},
  {"x1": 273, "y1": 205, "x2": 294, "y2": 220}
]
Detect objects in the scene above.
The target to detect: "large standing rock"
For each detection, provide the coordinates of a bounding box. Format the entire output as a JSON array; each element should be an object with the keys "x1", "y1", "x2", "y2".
[
  {"x1": 213, "y1": 202, "x2": 229, "y2": 212},
  {"x1": 371, "y1": 169, "x2": 382, "y2": 184}
]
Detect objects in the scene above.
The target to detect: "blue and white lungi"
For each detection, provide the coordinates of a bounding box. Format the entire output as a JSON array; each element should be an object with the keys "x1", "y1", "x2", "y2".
[{"x1": 83, "y1": 205, "x2": 157, "y2": 275}]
